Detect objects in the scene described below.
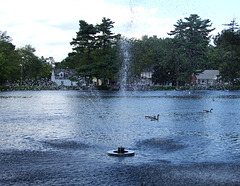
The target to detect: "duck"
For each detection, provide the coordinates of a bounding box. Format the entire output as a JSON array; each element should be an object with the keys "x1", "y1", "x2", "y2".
[
  {"x1": 203, "y1": 108, "x2": 213, "y2": 113},
  {"x1": 151, "y1": 114, "x2": 159, "y2": 121},
  {"x1": 145, "y1": 115, "x2": 153, "y2": 119},
  {"x1": 145, "y1": 114, "x2": 159, "y2": 121}
]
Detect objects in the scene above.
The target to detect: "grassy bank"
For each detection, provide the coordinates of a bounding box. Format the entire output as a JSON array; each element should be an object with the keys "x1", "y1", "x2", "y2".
[
  {"x1": 0, "y1": 85, "x2": 59, "y2": 91},
  {"x1": 1, "y1": 85, "x2": 240, "y2": 92},
  {"x1": 149, "y1": 85, "x2": 240, "y2": 91}
]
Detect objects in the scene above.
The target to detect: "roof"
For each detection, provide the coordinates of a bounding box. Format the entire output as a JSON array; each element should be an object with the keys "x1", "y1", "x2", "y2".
[
  {"x1": 196, "y1": 70, "x2": 220, "y2": 80},
  {"x1": 54, "y1": 69, "x2": 76, "y2": 79}
]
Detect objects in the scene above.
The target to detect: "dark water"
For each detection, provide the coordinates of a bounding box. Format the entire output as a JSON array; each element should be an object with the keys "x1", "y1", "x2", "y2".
[{"x1": 1, "y1": 90, "x2": 240, "y2": 185}]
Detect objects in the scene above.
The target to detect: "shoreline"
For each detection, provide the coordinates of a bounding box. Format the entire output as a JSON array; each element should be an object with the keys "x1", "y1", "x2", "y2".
[{"x1": 1, "y1": 84, "x2": 240, "y2": 92}]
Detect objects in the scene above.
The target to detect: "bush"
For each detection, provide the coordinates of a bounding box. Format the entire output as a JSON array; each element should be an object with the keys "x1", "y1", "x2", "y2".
[{"x1": 149, "y1": 86, "x2": 177, "y2": 90}]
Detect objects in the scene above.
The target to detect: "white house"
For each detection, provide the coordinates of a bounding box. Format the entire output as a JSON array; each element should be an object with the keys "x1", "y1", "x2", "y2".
[
  {"x1": 51, "y1": 69, "x2": 77, "y2": 86},
  {"x1": 140, "y1": 67, "x2": 154, "y2": 86},
  {"x1": 195, "y1": 70, "x2": 220, "y2": 86}
]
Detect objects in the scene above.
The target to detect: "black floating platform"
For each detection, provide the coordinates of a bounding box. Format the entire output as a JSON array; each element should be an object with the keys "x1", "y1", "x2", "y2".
[{"x1": 107, "y1": 147, "x2": 135, "y2": 157}]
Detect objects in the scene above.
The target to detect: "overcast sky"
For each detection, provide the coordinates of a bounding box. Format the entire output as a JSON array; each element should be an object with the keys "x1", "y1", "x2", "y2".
[{"x1": 1, "y1": 0, "x2": 239, "y2": 61}]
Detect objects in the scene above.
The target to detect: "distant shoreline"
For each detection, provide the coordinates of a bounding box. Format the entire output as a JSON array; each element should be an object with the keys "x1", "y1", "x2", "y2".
[{"x1": 1, "y1": 85, "x2": 240, "y2": 92}]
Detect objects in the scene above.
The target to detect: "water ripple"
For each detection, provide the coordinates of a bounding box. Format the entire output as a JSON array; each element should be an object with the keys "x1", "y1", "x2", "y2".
[
  {"x1": 136, "y1": 137, "x2": 185, "y2": 151},
  {"x1": 42, "y1": 140, "x2": 90, "y2": 150}
]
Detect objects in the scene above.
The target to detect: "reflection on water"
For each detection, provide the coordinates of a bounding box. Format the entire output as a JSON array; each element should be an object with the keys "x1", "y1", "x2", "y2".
[{"x1": 0, "y1": 90, "x2": 240, "y2": 184}]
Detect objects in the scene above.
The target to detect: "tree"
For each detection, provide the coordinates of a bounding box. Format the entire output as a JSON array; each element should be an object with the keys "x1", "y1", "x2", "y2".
[
  {"x1": 0, "y1": 31, "x2": 52, "y2": 86},
  {"x1": 69, "y1": 20, "x2": 98, "y2": 84},
  {"x1": 70, "y1": 20, "x2": 97, "y2": 65},
  {"x1": 0, "y1": 31, "x2": 19, "y2": 85},
  {"x1": 69, "y1": 18, "x2": 121, "y2": 87},
  {"x1": 130, "y1": 36, "x2": 163, "y2": 78},
  {"x1": 96, "y1": 17, "x2": 117, "y2": 50},
  {"x1": 0, "y1": 31, "x2": 12, "y2": 42},
  {"x1": 214, "y1": 19, "x2": 240, "y2": 84},
  {"x1": 17, "y1": 45, "x2": 51, "y2": 80},
  {"x1": 94, "y1": 17, "x2": 121, "y2": 84},
  {"x1": 168, "y1": 14, "x2": 215, "y2": 83}
]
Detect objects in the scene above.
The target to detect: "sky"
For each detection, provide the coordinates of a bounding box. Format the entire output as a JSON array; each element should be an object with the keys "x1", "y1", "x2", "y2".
[{"x1": 0, "y1": 0, "x2": 239, "y2": 62}]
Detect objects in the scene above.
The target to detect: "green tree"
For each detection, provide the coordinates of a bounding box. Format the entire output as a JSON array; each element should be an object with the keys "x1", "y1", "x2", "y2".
[
  {"x1": 0, "y1": 31, "x2": 51, "y2": 86},
  {"x1": 96, "y1": 17, "x2": 117, "y2": 50},
  {"x1": 150, "y1": 38, "x2": 188, "y2": 86},
  {"x1": 130, "y1": 36, "x2": 182, "y2": 86},
  {"x1": 69, "y1": 20, "x2": 98, "y2": 84},
  {"x1": 168, "y1": 14, "x2": 215, "y2": 83},
  {"x1": 0, "y1": 31, "x2": 19, "y2": 85},
  {"x1": 17, "y1": 45, "x2": 51, "y2": 80},
  {"x1": 205, "y1": 45, "x2": 223, "y2": 70},
  {"x1": 214, "y1": 19, "x2": 240, "y2": 84},
  {"x1": 70, "y1": 20, "x2": 97, "y2": 66},
  {"x1": 130, "y1": 36, "x2": 162, "y2": 77},
  {"x1": 94, "y1": 17, "x2": 121, "y2": 84},
  {"x1": 56, "y1": 53, "x2": 80, "y2": 69},
  {"x1": 69, "y1": 18, "x2": 121, "y2": 87},
  {"x1": 152, "y1": 38, "x2": 174, "y2": 85}
]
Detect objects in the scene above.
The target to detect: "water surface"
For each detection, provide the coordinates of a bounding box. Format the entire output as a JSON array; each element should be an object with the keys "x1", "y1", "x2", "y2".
[{"x1": 1, "y1": 90, "x2": 240, "y2": 185}]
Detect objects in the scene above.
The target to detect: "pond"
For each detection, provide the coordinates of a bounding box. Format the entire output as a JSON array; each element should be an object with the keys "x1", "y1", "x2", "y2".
[{"x1": 1, "y1": 90, "x2": 240, "y2": 185}]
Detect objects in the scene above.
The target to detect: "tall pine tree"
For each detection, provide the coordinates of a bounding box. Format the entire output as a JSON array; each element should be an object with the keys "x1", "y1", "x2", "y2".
[
  {"x1": 69, "y1": 18, "x2": 120, "y2": 87},
  {"x1": 168, "y1": 14, "x2": 215, "y2": 82}
]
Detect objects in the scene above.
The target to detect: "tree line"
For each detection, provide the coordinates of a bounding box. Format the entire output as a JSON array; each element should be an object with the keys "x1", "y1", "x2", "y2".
[
  {"x1": 58, "y1": 14, "x2": 240, "y2": 87},
  {"x1": 0, "y1": 31, "x2": 52, "y2": 86},
  {"x1": 1, "y1": 14, "x2": 240, "y2": 88}
]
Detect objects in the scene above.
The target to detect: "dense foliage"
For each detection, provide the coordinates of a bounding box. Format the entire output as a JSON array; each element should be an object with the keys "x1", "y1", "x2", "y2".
[
  {"x1": 58, "y1": 17, "x2": 121, "y2": 85},
  {"x1": 214, "y1": 18, "x2": 240, "y2": 84},
  {"x1": 0, "y1": 31, "x2": 52, "y2": 86},
  {"x1": 1, "y1": 14, "x2": 240, "y2": 88},
  {"x1": 168, "y1": 14, "x2": 215, "y2": 85},
  {"x1": 0, "y1": 31, "x2": 19, "y2": 85},
  {"x1": 60, "y1": 15, "x2": 240, "y2": 87}
]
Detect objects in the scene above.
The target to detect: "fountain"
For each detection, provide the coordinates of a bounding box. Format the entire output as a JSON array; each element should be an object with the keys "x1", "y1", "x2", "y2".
[
  {"x1": 107, "y1": 39, "x2": 135, "y2": 157},
  {"x1": 107, "y1": 1, "x2": 137, "y2": 157},
  {"x1": 107, "y1": 147, "x2": 135, "y2": 157}
]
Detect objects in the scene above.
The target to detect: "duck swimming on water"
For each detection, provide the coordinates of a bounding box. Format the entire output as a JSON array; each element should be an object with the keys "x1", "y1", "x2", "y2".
[
  {"x1": 145, "y1": 115, "x2": 153, "y2": 119},
  {"x1": 151, "y1": 114, "x2": 159, "y2": 121},
  {"x1": 145, "y1": 114, "x2": 159, "y2": 121},
  {"x1": 203, "y1": 108, "x2": 213, "y2": 113}
]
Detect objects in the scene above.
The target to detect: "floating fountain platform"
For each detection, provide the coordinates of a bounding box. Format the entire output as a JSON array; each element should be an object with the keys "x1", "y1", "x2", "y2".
[{"x1": 107, "y1": 147, "x2": 135, "y2": 157}]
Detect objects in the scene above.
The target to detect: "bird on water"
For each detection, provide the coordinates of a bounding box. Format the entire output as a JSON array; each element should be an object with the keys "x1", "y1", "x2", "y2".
[
  {"x1": 203, "y1": 108, "x2": 213, "y2": 113},
  {"x1": 145, "y1": 114, "x2": 159, "y2": 121}
]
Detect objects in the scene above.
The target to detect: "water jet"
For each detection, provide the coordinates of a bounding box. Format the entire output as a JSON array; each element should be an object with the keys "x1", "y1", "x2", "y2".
[{"x1": 107, "y1": 40, "x2": 133, "y2": 157}]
